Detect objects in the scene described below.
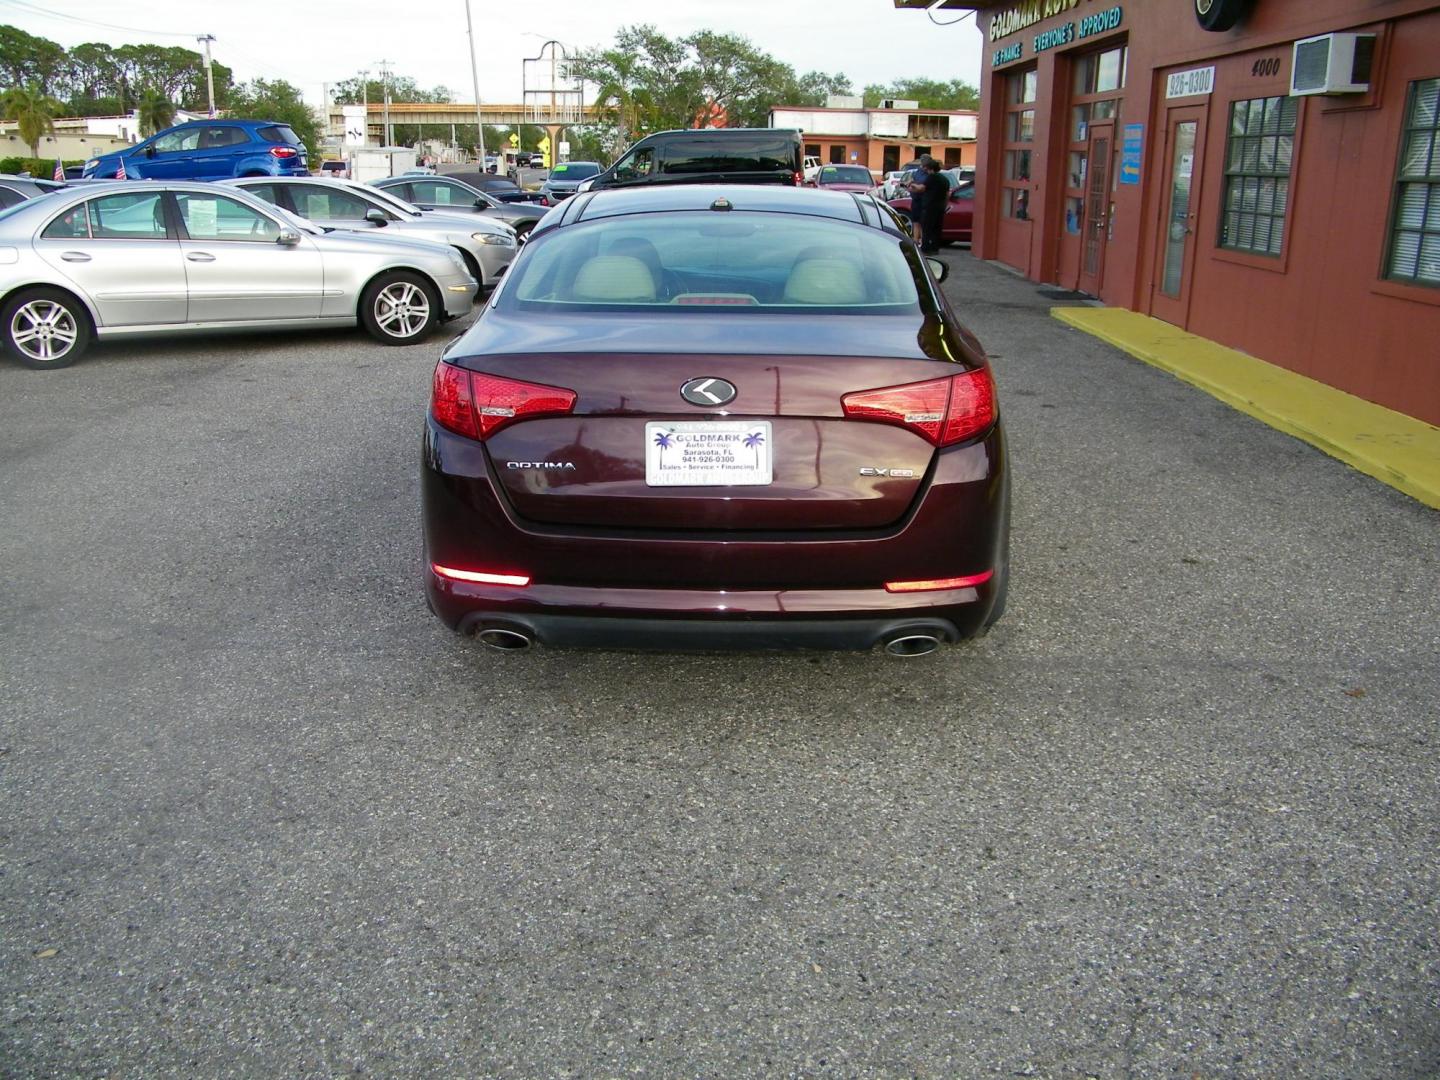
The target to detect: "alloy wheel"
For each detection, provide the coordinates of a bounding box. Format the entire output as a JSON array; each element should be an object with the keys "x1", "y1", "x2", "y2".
[
  {"x1": 373, "y1": 281, "x2": 431, "y2": 339},
  {"x1": 10, "y1": 300, "x2": 79, "y2": 364}
]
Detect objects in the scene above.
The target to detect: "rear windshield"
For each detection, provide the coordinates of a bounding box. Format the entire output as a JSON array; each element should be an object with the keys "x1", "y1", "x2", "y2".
[
  {"x1": 819, "y1": 166, "x2": 874, "y2": 185},
  {"x1": 661, "y1": 138, "x2": 798, "y2": 175},
  {"x1": 257, "y1": 125, "x2": 301, "y2": 145},
  {"x1": 551, "y1": 162, "x2": 599, "y2": 179},
  {"x1": 505, "y1": 211, "x2": 919, "y2": 315}
]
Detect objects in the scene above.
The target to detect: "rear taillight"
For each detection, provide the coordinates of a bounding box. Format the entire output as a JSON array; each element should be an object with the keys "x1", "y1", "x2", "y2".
[
  {"x1": 269, "y1": 146, "x2": 298, "y2": 158},
  {"x1": 792, "y1": 171, "x2": 803, "y2": 185},
  {"x1": 841, "y1": 369, "x2": 996, "y2": 446},
  {"x1": 885, "y1": 570, "x2": 993, "y2": 593},
  {"x1": 430, "y1": 363, "x2": 576, "y2": 440},
  {"x1": 431, "y1": 563, "x2": 529, "y2": 587}
]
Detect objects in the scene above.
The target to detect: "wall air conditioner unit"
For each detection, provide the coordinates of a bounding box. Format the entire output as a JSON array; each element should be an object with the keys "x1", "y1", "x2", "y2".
[{"x1": 1290, "y1": 32, "x2": 1375, "y2": 95}]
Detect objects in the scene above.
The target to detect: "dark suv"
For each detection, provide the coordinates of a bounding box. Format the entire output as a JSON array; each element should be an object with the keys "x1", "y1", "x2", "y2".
[
  {"x1": 581, "y1": 129, "x2": 804, "y2": 192},
  {"x1": 83, "y1": 120, "x2": 309, "y2": 180}
]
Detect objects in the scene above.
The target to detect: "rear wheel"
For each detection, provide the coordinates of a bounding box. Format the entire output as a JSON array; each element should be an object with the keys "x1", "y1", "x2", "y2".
[
  {"x1": 1, "y1": 287, "x2": 91, "y2": 369},
  {"x1": 359, "y1": 271, "x2": 440, "y2": 345}
]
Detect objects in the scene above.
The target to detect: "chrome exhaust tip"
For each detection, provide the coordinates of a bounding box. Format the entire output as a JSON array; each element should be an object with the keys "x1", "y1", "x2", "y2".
[
  {"x1": 883, "y1": 633, "x2": 943, "y2": 657},
  {"x1": 476, "y1": 627, "x2": 533, "y2": 652}
]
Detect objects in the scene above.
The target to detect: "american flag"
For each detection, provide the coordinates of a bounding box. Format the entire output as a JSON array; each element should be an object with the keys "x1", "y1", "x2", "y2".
[
  {"x1": 116, "y1": 157, "x2": 127, "y2": 180},
  {"x1": 53, "y1": 158, "x2": 64, "y2": 182}
]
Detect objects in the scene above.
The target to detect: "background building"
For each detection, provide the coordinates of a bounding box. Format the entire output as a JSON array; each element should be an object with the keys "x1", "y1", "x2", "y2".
[
  {"x1": 898, "y1": 0, "x2": 1440, "y2": 426},
  {"x1": 770, "y1": 95, "x2": 978, "y2": 176}
]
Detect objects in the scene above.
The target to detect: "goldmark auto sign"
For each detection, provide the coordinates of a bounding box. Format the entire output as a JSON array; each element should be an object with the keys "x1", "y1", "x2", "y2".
[{"x1": 990, "y1": 0, "x2": 1080, "y2": 41}]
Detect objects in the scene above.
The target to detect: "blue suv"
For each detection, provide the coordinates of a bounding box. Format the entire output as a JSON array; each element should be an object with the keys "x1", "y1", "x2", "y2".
[{"x1": 84, "y1": 119, "x2": 310, "y2": 180}]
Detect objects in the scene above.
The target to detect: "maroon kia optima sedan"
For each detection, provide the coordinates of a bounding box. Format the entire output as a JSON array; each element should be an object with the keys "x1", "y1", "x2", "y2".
[{"x1": 422, "y1": 185, "x2": 1009, "y2": 655}]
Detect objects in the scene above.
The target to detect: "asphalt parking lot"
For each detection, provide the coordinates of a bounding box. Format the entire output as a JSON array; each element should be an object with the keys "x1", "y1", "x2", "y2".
[{"x1": 2, "y1": 258, "x2": 1437, "y2": 1078}]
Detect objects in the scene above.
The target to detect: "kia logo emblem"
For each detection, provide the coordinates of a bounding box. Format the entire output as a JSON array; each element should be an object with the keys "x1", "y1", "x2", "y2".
[{"x1": 680, "y1": 377, "x2": 737, "y2": 407}]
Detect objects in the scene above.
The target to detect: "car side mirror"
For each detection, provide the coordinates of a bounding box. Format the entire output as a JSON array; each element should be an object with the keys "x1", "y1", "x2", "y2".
[
  {"x1": 474, "y1": 198, "x2": 487, "y2": 209},
  {"x1": 145, "y1": 145, "x2": 156, "y2": 158},
  {"x1": 364, "y1": 208, "x2": 388, "y2": 226},
  {"x1": 277, "y1": 229, "x2": 303, "y2": 246},
  {"x1": 926, "y1": 257, "x2": 949, "y2": 283}
]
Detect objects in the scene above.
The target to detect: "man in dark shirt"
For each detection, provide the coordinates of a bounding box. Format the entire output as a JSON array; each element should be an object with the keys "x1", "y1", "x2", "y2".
[
  {"x1": 915, "y1": 159, "x2": 949, "y2": 254},
  {"x1": 905, "y1": 155, "x2": 935, "y2": 244}
]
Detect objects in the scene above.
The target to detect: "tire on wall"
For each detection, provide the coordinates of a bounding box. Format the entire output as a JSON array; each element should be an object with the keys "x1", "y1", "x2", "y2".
[
  {"x1": 1195, "y1": 0, "x2": 1254, "y2": 32},
  {"x1": 0, "y1": 287, "x2": 92, "y2": 370},
  {"x1": 359, "y1": 271, "x2": 441, "y2": 345}
]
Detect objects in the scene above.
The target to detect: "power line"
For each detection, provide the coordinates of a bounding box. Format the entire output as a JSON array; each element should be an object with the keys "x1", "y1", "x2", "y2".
[{"x1": 0, "y1": 0, "x2": 199, "y2": 38}]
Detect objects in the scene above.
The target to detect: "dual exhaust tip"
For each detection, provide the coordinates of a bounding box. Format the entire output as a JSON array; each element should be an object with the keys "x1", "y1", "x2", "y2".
[{"x1": 474, "y1": 625, "x2": 946, "y2": 657}]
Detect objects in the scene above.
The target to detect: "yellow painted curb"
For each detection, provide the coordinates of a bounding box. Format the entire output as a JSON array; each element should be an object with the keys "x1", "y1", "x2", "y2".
[{"x1": 1051, "y1": 307, "x2": 1440, "y2": 510}]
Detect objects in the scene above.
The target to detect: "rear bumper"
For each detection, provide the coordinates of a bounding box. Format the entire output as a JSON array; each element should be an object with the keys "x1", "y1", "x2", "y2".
[
  {"x1": 421, "y1": 419, "x2": 1010, "y2": 651},
  {"x1": 434, "y1": 603, "x2": 979, "y2": 653},
  {"x1": 426, "y1": 570, "x2": 998, "y2": 650}
]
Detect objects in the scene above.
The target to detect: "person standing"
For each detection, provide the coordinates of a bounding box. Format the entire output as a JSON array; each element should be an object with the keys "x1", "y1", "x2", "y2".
[
  {"x1": 906, "y1": 154, "x2": 935, "y2": 244},
  {"x1": 916, "y1": 159, "x2": 949, "y2": 254}
]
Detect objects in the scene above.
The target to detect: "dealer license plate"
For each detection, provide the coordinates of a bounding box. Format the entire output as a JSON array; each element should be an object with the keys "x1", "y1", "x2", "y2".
[{"x1": 645, "y1": 421, "x2": 773, "y2": 487}]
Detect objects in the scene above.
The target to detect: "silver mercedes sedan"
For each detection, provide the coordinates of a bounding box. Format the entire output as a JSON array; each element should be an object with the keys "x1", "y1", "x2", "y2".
[
  {"x1": 0, "y1": 181, "x2": 478, "y2": 369},
  {"x1": 222, "y1": 177, "x2": 518, "y2": 290}
]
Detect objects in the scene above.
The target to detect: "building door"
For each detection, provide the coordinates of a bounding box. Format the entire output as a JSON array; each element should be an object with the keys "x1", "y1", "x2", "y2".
[
  {"x1": 1077, "y1": 123, "x2": 1112, "y2": 296},
  {"x1": 1151, "y1": 106, "x2": 1208, "y2": 327}
]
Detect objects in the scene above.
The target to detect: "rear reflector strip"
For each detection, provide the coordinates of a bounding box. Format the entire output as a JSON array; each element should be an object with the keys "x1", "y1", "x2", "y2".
[
  {"x1": 431, "y1": 563, "x2": 530, "y2": 587},
  {"x1": 884, "y1": 570, "x2": 993, "y2": 593}
]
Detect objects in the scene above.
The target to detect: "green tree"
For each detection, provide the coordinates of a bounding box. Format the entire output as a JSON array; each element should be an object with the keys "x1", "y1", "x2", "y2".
[
  {"x1": 137, "y1": 89, "x2": 176, "y2": 137},
  {"x1": 333, "y1": 72, "x2": 451, "y2": 106},
  {"x1": 227, "y1": 78, "x2": 319, "y2": 158},
  {"x1": 570, "y1": 26, "x2": 700, "y2": 138},
  {"x1": 0, "y1": 25, "x2": 66, "y2": 95},
  {"x1": 1, "y1": 83, "x2": 63, "y2": 156},
  {"x1": 862, "y1": 77, "x2": 979, "y2": 111},
  {"x1": 570, "y1": 25, "x2": 857, "y2": 136}
]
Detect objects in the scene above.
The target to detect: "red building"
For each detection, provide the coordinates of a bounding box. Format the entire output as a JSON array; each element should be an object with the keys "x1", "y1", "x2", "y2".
[{"x1": 899, "y1": 0, "x2": 1440, "y2": 426}]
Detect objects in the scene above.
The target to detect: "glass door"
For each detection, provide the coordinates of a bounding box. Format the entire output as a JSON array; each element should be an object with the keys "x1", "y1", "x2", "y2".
[
  {"x1": 1151, "y1": 105, "x2": 1208, "y2": 327},
  {"x1": 1078, "y1": 123, "x2": 1113, "y2": 296}
]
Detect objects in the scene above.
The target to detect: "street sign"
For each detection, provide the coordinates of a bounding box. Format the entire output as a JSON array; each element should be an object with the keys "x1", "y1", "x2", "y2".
[{"x1": 342, "y1": 105, "x2": 367, "y2": 148}]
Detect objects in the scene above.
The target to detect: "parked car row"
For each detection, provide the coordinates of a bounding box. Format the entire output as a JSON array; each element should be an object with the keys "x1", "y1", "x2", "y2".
[{"x1": 0, "y1": 181, "x2": 477, "y2": 369}]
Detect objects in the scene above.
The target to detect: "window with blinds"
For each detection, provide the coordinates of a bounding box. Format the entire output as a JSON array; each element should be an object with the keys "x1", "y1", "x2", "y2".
[
  {"x1": 1219, "y1": 96, "x2": 1299, "y2": 256},
  {"x1": 1385, "y1": 77, "x2": 1440, "y2": 287}
]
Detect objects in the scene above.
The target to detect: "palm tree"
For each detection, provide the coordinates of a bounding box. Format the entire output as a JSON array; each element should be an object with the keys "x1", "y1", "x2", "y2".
[
  {"x1": 137, "y1": 90, "x2": 176, "y2": 138},
  {"x1": 1, "y1": 84, "x2": 64, "y2": 157},
  {"x1": 743, "y1": 430, "x2": 765, "y2": 467}
]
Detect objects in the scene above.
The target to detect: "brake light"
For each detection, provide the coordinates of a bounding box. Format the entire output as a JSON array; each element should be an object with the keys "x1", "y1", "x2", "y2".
[
  {"x1": 430, "y1": 362, "x2": 576, "y2": 440},
  {"x1": 841, "y1": 369, "x2": 995, "y2": 446},
  {"x1": 792, "y1": 171, "x2": 803, "y2": 185},
  {"x1": 885, "y1": 570, "x2": 993, "y2": 593},
  {"x1": 431, "y1": 563, "x2": 530, "y2": 587},
  {"x1": 269, "y1": 146, "x2": 298, "y2": 158}
]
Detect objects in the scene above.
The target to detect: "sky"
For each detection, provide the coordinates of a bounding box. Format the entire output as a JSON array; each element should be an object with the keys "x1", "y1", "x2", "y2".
[{"x1": 1, "y1": 0, "x2": 984, "y2": 108}]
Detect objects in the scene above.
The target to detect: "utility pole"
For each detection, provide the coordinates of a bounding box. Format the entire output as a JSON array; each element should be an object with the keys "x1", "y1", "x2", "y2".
[
  {"x1": 377, "y1": 60, "x2": 393, "y2": 146},
  {"x1": 196, "y1": 34, "x2": 216, "y2": 117},
  {"x1": 464, "y1": 0, "x2": 486, "y2": 166},
  {"x1": 358, "y1": 69, "x2": 369, "y2": 146}
]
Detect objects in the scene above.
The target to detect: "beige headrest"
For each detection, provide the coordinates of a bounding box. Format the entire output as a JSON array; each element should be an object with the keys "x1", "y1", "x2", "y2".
[
  {"x1": 571, "y1": 255, "x2": 657, "y2": 302},
  {"x1": 783, "y1": 258, "x2": 865, "y2": 305}
]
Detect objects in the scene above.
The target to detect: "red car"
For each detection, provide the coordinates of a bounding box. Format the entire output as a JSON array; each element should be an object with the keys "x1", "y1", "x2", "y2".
[
  {"x1": 888, "y1": 180, "x2": 975, "y2": 245},
  {"x1": 808, "y1": 164, "x2": 878, "y2": 193},
  {"x1": 423, "y1": 185, "x2": 1009, "y2": 655}
]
